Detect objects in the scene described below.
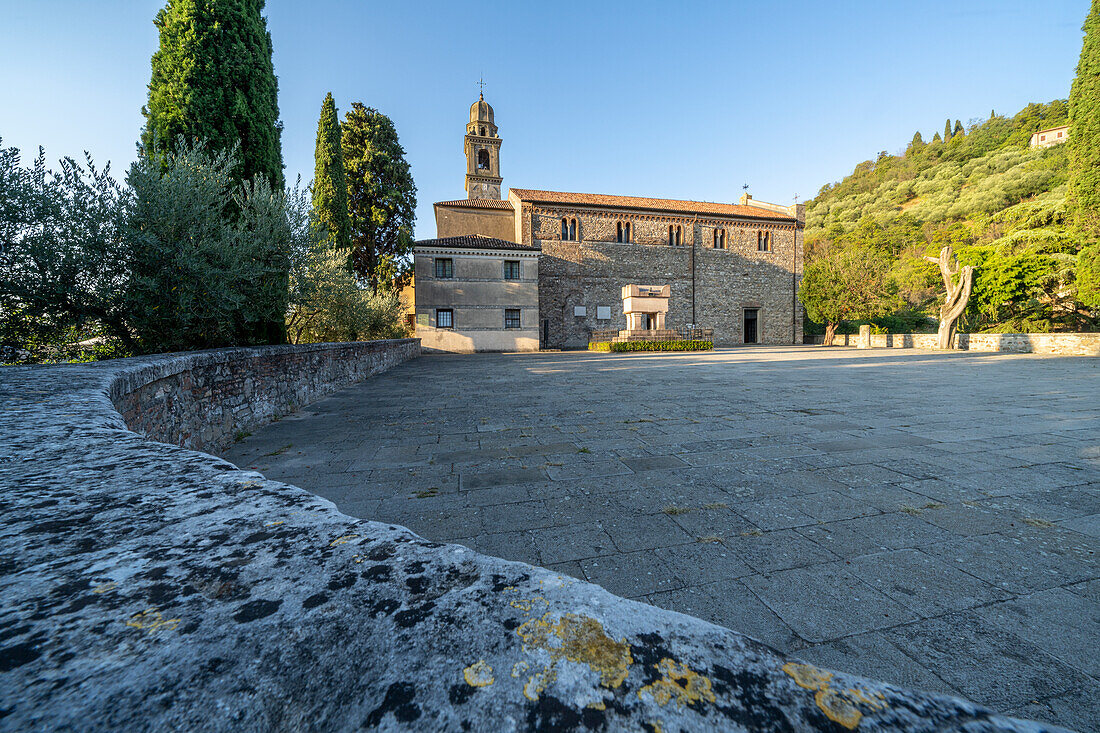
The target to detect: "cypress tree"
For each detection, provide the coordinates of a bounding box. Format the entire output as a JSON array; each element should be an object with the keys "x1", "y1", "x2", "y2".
[
  {"x1": 932, "y1": 131, "x2": 943, "y2": 143},
  {"x1": 944, "y1": 118, "x2": 953, "y2": 141},
  {"x1": 140, "y1": 0, "x2": 284, "y2": 190},
  {"x1": 953, "y1": 120, "x2": 965, "y2": 137},
  {"x1": 342, "y1": 104, "x2": 417, "y2": 292},
  {"x1": 1068, "y1": 0, "x2": 1100, "y2": 232},
  {"x1": 312, "y1": 93, "x2": 352, "y2": 250}
]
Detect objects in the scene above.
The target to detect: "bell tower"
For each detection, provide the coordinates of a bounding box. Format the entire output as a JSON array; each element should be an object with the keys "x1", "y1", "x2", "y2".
[{"x1": 465, "y1": 92, "x2": 502, "y2": 199}]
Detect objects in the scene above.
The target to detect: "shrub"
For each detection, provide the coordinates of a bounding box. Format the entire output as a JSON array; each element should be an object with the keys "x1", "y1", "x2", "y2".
[
  {"x1": 286, "y1": 195, "x2": 408, "y2": 344},
  {"x1": 0, "y1": 137, "x2": 299, "y2": 362},
  {"x1": 589, "y1": 340, "x2": 713, "y2": 352},
  {"x1": 123, "y1": 139, "x2": 292, "y2": 353}
]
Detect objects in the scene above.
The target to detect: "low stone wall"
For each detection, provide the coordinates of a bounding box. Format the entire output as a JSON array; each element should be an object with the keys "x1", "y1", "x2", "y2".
[
  {"x1": 805, "y1": 332, "x2": 1099, "y2": 356},
  {"x1": 111, "y1": 339, "x2": 420, "y2": 451},
  {"x1": 0, "y1": 347, "x2": 1061, "y2": 731}
]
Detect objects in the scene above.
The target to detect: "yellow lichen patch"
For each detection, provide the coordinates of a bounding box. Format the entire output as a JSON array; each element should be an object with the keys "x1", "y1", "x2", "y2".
[
  {"x1": 782, "y1": 661, "x2": 886, "y2": 730},
  {"x1": 647, "y1": 721, "x2": 664, "y2": 733},
  {"x1": 638, "y1": 658, "x2": 716, "y2": 709},
  {"x1": 509, "y1": 596, "x2": 548, "y2": 613},
  {"x1": 815, "y1": 688, "x2": 862, "y2": 730},
  {"x1": 328, "y1": 534, "x2": 358, "y2": 547},
  {"x1": 523, "y1": 668, "x2": 556, "y2": 701},
  {"x1": 517, "y1": 613, "x2": 632, "y2": 689},
  {"x1": 783, "y1": 662, "x2": 834, "y2": 691},
  {"x1": 125, "y1": 608, "x2": 180, "y2": 635},
  {"x1": 845, "y1": 687, "x2": 888, "y2": 710},
  {"x1": 265, "y1": 520, "x2": 284, "y2": 527},
  {"x1": 511, "y1": 661, "x2": 529, "y2": 678},
  {"x1": 586, "y1": 700, "x2": 606, "y2": 711},
  {"x1": 92, "y1": 581, "x2": 117, "y2": 595},
  {"x1": 463, "y1": 660, "x2": 494, "y2": 687}
]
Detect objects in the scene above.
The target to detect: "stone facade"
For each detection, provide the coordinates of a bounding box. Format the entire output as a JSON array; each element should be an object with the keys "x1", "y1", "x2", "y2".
[
  {"x1": 412, "y1": 236, "x2": 540, "y2": 352},
  {"x1": 429, "y1": 95, "x2": 805, "y2": 350},
  {"x1": 112, "y1": 340, "x2": 420, "y2": 452},
  {"x1": 1029, "y1": 125, "x2": 1069, "y2": 149},
  {"x1": 510, "y1": 190, "x2": 803, "y2": 349}
]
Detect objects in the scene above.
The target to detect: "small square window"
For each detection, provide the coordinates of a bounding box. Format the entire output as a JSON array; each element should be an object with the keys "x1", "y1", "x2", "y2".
[
  {"x1": 504, "y1": 308, "x2": 521, "y2": 329},
  {"x1": 434, "y1": 258, "x2": 453, "y2": 278},
  {"x1": 503, "y1": 260, "x2": 521, "y2": 280},
  {"x1": 436, "y1": 309, "x2": 453, "y2": 329},
  {"x1": 596, "y1": 306, "x2": 611, "y2": 320}
]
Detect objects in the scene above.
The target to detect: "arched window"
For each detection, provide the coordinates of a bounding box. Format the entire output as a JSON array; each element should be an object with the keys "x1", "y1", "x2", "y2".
[
  {"x1": 479, "y1": 126, "x2": 485, "y2": 136},
  {"x1": 624, "y1": 222, "x2": 631, "y2": 242},
  {"x1": 562, "y1": 218, "x2": 569, "y2": 240},
  {"x1": 669, "y1": 224, "x2": 681, "y2": 246},
  {"x1": 477, "y1": 149, "x2": 490, "y2": 170},
  {"x1": 616, "y1": 222, "x2": 623, "y2": 243},
  {"x1": 668, "y1": 225, "x2": 674, "y2": 246},
  {"x1": 569, "y1": 218, "x2": 577, "y2": 241},
  {"x1": 616, "y1": 221, "x2": 631, "y2": 243},
  {"x1": 714, "y1": 228, "x2": 726, "y2": 249},
  {"x1": 757, "y1": 230, "x2": 771, "y2": 252}
]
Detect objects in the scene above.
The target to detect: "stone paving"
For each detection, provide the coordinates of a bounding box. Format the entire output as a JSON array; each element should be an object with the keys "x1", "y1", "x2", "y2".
[{"x1": 220, "y1": 346, "x2": 1100, "y2": 731}]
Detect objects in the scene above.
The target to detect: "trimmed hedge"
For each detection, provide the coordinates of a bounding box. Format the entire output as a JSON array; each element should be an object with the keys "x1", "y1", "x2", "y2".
[{"x1": 588, "y1": 340, "x2": 713, "y2": 352}]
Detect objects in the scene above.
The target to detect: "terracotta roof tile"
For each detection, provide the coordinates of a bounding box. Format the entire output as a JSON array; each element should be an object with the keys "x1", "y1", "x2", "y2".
[
  {"x1": 434, "y1": 198, "x2": 515, "y2": 210},
  {"x1": 413, "y1": 235, "x2": 539, "y2": 252},
  {"x1": 508, "y1": 188, "x2": 796, "y2": 221}
]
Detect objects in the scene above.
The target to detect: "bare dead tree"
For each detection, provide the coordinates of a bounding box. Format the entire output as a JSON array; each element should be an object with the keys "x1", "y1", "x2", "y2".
[{"x1": 923, "y1": 246, "x2": 975, "y2": 350}]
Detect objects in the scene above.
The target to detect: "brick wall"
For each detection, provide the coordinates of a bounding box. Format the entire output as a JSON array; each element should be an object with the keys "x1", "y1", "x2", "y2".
[{"x1": 110, "y1": 339, "x2": 420, "y2": 452}]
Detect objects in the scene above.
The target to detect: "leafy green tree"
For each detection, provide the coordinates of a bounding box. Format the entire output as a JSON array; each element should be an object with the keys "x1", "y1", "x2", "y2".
[
  {"x1": 1079, "y1": 244, "x2": 1100, "y2": 309},
  {"x1": 285, "y1": 193, "x2": 408, "y2": 344},
  {"x1": 0, "y1": 141, "x2": 133, "y2": 361},
  {"x1": 944, "y1": 118, "x2": 953, "y2": 141},
  {"x1": 908, "y1": 131, "x2": 925, "y2": 155},
  {"x1": 124, "y1": 139, "x2": 291, "y2": 353},
  {"x1": 312, "y1": 93, "x2": 351, "y2": 250},
  {"x1": 342, "y1": 103, "x2": 417, "y2": 291},
  {"x1": 140, "y1": 0, "x2": 284, "y2": 190},
  {"x1": 800, "y1": 243, "x2": 896, "y2": 345},
  {"x1": 1068, "y1": 0, "x2": 1100, "y2": 232}
]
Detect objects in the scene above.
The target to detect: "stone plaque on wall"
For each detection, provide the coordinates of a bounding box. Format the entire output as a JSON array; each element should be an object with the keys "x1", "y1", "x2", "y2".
[{"x1": 574, "y1": 306, "x2": 587, "y2": 317}]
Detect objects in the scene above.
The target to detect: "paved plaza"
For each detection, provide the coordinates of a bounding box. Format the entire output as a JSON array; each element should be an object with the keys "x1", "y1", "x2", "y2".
[{"x1": 220, "y1": 346, "x2": 1100, "y2": 731}]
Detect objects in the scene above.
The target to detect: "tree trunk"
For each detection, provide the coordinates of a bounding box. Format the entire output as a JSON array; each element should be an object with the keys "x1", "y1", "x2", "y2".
[
  {"x1": 822, "y1": 321, "x2": 838, "y2": 346},
  {"x1": 924, "y1": 246, "x2": 974, "y2": 350}
]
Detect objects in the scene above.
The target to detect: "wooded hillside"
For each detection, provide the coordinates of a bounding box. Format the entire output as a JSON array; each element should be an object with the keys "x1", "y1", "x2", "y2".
[{"x1": 803, "y1": 101, "x2": 1096, "y2": 333}]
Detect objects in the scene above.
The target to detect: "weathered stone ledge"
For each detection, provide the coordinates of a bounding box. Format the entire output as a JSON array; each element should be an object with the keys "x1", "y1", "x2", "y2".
[
  {"x1": 0, "y1": 344, "x2": 1071, "y2": 731},
  {"x1": 806, "y1": 332, "x2": 1100, "y2": 356}
]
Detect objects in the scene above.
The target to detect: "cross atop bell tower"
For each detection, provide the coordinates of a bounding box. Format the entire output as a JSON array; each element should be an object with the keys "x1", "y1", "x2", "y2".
[{"x1": 465, "y1": 90, "x2": 502, "y2": 200}]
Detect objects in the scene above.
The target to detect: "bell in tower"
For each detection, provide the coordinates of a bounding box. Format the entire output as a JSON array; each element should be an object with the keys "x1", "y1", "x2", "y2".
[{"x1": 465, "y1": 92, "x2": 502, "y2": 200}]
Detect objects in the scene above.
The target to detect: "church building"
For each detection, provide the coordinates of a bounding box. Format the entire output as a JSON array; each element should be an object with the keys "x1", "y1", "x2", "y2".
[{"x1": 412, "y1": 93, "x2": 805, "y2": 351}]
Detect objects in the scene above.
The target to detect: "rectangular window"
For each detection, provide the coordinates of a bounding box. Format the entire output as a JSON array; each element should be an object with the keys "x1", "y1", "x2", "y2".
[
  {"x1": 434, "y1": 258, "x2": 453, "y2": 278},
  {"x1": 503, "y1": 260, "x2": 521, "y2": 280},
  {"x1": 436, "y1": 309, "x2": 453, "y2": 329},
  {"x1": 504, "y1": 308, "x2": 521, "y2": 329}
]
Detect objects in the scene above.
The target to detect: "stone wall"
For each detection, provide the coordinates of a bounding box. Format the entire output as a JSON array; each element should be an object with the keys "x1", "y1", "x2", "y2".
[
  {"x1": 0, "y1": 349, "x2": 1055, "y2": 731},
  {"x1": 111, "y1": 339, "x2": 420, "y2": 452},
  {"x1": 806, "y1": 332, "x2": 1100, "y2": 356},
  {"x1": 525, "y1": 206, "x2": 802, "y2": 349}
]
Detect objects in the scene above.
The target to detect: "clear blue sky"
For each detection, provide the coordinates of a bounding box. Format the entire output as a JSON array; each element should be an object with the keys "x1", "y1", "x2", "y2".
[{"x1": 0, "y1": 1, "x2": 1088, "y2": 238}]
